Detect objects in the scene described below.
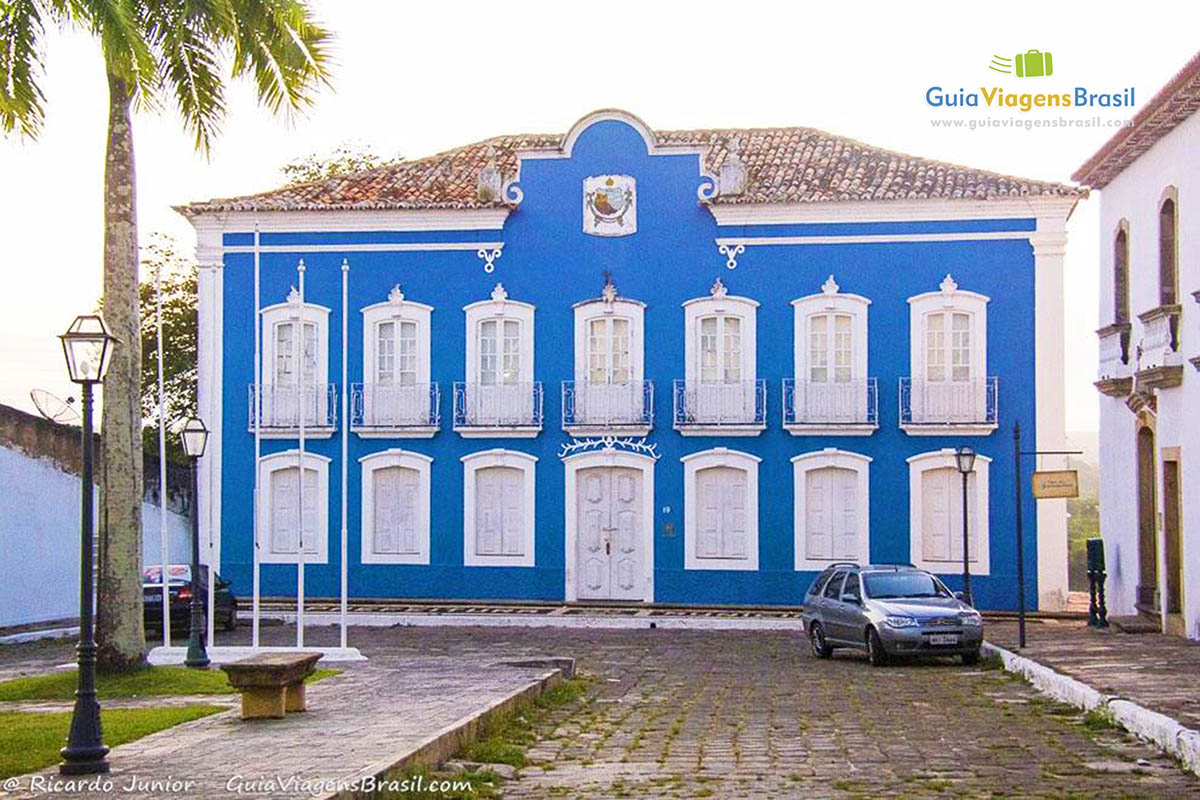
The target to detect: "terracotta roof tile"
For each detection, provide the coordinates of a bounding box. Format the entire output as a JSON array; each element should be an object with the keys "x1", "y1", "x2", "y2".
[{"x1": 180, "y1": 124, "x2": 1080, "y2": 215}]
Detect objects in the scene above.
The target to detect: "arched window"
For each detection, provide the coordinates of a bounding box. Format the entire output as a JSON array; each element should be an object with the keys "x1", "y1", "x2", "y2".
[
  {"x1": 461, "y1": 449, "x2": 537, "y2": 566},
  {"x1": 1113, "y1": 223, "x2": 1130, "y2": 325},
  {"x1": 360, "y1": 450, "x2": 432, "y2": 564},
  {"x1": 682, "y1": 448, "x2": 760, "y2": 570},
  {"x1": 907, "y1": 449, "x2": 991, "y2": 576},
  {"x1": 256, "y1": 450, "x2": 330, "y2": 563},
  {"x1": 1159, "y1": 193, "x2": 1178, "y2": 307},
  {"x1": 792, "y1": 449, "x2": 871, "y2": 570}
]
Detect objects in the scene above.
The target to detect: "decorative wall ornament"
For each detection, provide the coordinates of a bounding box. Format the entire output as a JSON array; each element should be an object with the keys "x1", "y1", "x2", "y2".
[
  {"x1": 490, "y1": 283, "x2": 509, "y2": 303},
  {"x1": 558, "y1": 435, "x2": 661, "y2": 461},
  {"x1": 583, "y1": 174, "x2": 636, "y2": 237},
  {"x1": 286, "y1": 285, "x2": 301, "y2": 305},
  {"x1": 477, "y1": 247, "x2": 503, "y2": 273},
  {"x1": 718, "y1": 135, "x2": 747, "y2": 197},
  {"x1": 717, "y1": 242, "x2": 744, "y2": 270},
  {"x1": 387, "y1": 284, "x2": 406, "y2": 304},
  {"x1": 710, "y1": 276, "x2": 728, "y2": 300},
  {"x1": 477, "y1": 145, "x2": 503, "y2": 203},
  {"x1": 822, "y1": 275, "x2": 840, "y2": 295},
  {"x1": 601, "y1": 271, "x2": 618, "y2": 306},
  {"x1": 940, "y1": 274, "x2": 959, "y2": 293}
]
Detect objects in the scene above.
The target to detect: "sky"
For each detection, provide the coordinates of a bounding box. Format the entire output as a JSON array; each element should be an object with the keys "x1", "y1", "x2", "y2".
[{"x1": 1, "y1": 1, "x2": 1195, "y2": 430}]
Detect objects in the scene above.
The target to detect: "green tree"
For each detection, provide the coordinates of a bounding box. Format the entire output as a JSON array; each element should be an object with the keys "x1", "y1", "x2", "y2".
[
  {"x1": 1, "y1": 0, "x2": 333, "y2": 671},
  {"x1": 280, "y1": 142, "x2": 402, "y2": 186},
  {"x1": 139, "y1": 236, "x2": 196, "y2": 465}
]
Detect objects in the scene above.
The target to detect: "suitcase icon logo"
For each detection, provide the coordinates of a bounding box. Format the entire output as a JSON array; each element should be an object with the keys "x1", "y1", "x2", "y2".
[{"x1": 989, "y1": 50, "x2": 1054, "y2": 78}]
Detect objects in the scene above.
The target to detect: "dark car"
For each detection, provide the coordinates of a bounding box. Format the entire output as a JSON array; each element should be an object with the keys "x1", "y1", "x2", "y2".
[
  {"x1": 801, "y1": 563, "x2": 983, "y2": 666},
  {"x1": 143, "y1": 564, "x2": 238, "y2": 633}
]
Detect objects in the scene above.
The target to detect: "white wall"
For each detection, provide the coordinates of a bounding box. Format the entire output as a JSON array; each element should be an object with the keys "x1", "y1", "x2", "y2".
[
  {"x1": 0, "y1": 444, "x2": 190, "y2": 629},
  {"x1": 1096, "y1": 110, "x2": 1200, "y2": 638}
]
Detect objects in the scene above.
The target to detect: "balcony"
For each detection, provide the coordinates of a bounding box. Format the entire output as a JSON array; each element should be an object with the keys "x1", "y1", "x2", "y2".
[
  {"x1": 672, "y1": 379, "x2": 766, "y2": 436},
  {"x1": 247, "y1": 384, "x2": 337, "y2": 438},
  {"x1": 782, "y1": 378, "x2": 878, "y2": 436},
  {"x1": 350, "y1": 383, "x2": 440, "y2": 438},
  {"x1": 562, "y1": 380, "x2": 653, "y2": 436},
  {"x1": 1095, "y1": 322, "x2": 1132, "y2": 398},
  {"x1": 899, "y1": 377, "x2": 997, "y2": 436},
  {"x1": 453, "y1": 382, "x2": 543, "y2": 438},
  {"x1": 1135, "y1": 305, "x2": 1184, "y2": 391}
]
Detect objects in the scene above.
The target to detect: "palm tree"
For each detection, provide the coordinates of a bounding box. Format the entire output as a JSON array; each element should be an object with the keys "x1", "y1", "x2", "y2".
[{"x1": 1, "y1": 0, "x2": 332, "y2": 671}]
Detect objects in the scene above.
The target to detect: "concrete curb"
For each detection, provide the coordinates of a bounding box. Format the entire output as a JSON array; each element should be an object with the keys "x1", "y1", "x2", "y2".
[
  {"x1": 983, "y1": 642, "x2": 1200, "y2": 776},
  {"x1": 328, "y1": 667, "x2": 565, "y2": 799}
]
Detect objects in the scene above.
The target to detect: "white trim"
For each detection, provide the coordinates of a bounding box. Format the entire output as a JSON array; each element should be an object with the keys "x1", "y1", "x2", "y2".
[
  {"x1": 682, "y1": 291, "x2": 758, "y2": 384},
  {"x1": 682, "y1": 447, "x2": 761, "y2": 571},
  {"x1": 256, "y1": 450, "x2": 331, "y2": 564},
  {"x1": 900, "y1": 424, "x2": 999, "y2": 437},
  {"x1": 572, "y1": 298, "x2": 645, "y2": 382},
  {"x1": 225, "y1": 241, "x2": 504, "y2": 255},
  {"x1": 1032, "y1": 217, "x2": 1070, "y2": 611},
  {"x1": 261, "y1": 296, "x2": 332, "y2": 387},
  {"x1": 792, "y1": 449, "x2": 872, "y2": 571},
  {"x1": 359, "y1": 449, "x2": 433, "y2": 565},
  {"x1": 907, "y1": 449, "x2": 992, "y2": 576},
  {"x1": 461, "y1": 449, "x2": 538, "y2": 567},
  {"x1": 195, "y1": 236, "x2": 223, "y2": 602},
  {"x1": 463, "y1": 290, "x2": 536, "y2": 385},
  {"x1": 456, "y1": 426, "x2": 541, "y2": 439},
  {"x1": 563, "y1": 450, "x2": 656, "y2": 603},
  {"x1": 708, "y1": 196, "x2": 1078, "y2": 226},
  {"x1": 677, "y1": 424, "x2": 766, "y2": 437},
  {"x1": 183, "y1": 208, "x2": 510, "y2": 232},
  {"x1": 519, "y1": 109, "x2": 707, "y2": 161},
  {"x1": 791, "y1": 280, "x2": 871, "y2": 382},
  {"x1": 716, "y1": 232, "x2": 1034, "y2": 251},
  {"x1": 361, "y1": 292, "x2": 434, "y2": 385}
]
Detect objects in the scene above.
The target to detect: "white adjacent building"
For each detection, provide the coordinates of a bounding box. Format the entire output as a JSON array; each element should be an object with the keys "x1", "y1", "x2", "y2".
[{"x1": 1077, "y1": 51, "x2": 1200, "y2": 638}]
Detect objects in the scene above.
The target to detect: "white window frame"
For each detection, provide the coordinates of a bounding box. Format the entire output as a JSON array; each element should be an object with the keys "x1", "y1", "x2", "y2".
[
  {"x1": 905, "y1": 276, "x2": 992, "y2": 436},
  {"x1": 357, "y1": 288, "x2": 435, "y2": 438},
  {"x1": 682, "y1": 447, "x2": 760, "y2": 571},
  {"x1": 907, "y1": 448, "x2": 991, "y2": 576},
  {"x1": 462, "y1": 448, "x2": 537, "y2": 567},
  {"x1": 792, "y1": 448, "x2": 872, "y2": 571},
  {"x1": 460, "y1": 286, "x2": 538, "y2": 438},
  {"x1": 679, "y1": 284, "x2": 761, "y2": 436},
  {"x1": 359, "y1": 449, "x2": 432, "y2": 565},
  {"x1": 789, "y1": 277, "x2": 873, "y2": 436},
  {"x1": 257, "y1": 294, "x2": 333, "y2": 438},
  {"x1": 568, "y1": 295, "x2": 649, "y2": 436},
  {"x1": 256, "y1": 450, "x2": 330, "y2": 564}
]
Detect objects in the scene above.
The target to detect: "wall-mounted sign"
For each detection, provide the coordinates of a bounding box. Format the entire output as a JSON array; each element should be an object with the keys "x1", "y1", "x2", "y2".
[
  {"x1": 1032, "y1": 470, "x2": 1079, "y2": 499},
  {"x1": 583, "y1": 174, "x2": 636, "y2": 237}
]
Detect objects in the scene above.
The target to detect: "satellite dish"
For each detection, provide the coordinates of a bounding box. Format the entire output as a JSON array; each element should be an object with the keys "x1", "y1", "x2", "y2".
[{"x1": 30, "y1": 389, "x2": 81, "y2": 425}]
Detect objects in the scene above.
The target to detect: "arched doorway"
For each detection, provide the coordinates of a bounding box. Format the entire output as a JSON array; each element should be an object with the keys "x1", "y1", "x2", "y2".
[{"x1": 1135, "y1": 426, "x2": 1159, "y2": 615}]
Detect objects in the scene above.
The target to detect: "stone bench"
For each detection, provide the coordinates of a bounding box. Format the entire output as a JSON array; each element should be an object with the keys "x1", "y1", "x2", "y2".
[{"x1": 221, "y1": 652, "x2": 322, "y2": 719}]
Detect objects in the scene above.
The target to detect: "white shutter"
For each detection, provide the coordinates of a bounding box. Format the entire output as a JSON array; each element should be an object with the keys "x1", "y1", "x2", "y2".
[
  {"x1": 922, "y1": 468, "x2": 952, "y2": 561},
  {"x1": 500, "y1": 468, "x2": 524, "y2": 555},
  {"x1": 300, "y1": 467, "x2": 318, "y2": 554},
  {"x1": 835, "y1": 469, "x2": 858, "y2": 560},
  {"x1": 805, "y1": 469, "x2": 832, "y2": 559},
  {"x1": 697, "y1": 470, "x2": 721, "y2": 558},
  {"x1": 476, "y1": 468, "x2": 501, "y2": 555},
  {"x1": 398, "y1": 470, "x2": 419, "y2": 553},
  {"x1": 373, "y1": 467, "x2": 399, "y2": 554},
  {"x1": 476, "y1": 466, "x2": 523, "y2": 557},
  {"x1": 270, "y1": 468, "x2": 298, "y2": 554},
  {"x1": 722, "y1": 470, "x2": 747, "y2": 558}
]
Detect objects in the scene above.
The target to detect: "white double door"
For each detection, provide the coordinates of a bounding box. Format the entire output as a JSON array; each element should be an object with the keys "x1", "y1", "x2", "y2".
[{"x1": 575, "y1": 467, "x2": 644, "y2": 600}]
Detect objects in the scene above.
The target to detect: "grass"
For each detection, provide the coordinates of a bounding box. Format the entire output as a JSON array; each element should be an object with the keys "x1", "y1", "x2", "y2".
[
  {"x1": 1083, "y1": 706, "x2": 1119, "y2": 732},
  {"x1": 0, "y1": 705, "x2": 225, "y2": 779},
  {"x1": 0, "y1": 666, "x2": 339, "y2": 702}
]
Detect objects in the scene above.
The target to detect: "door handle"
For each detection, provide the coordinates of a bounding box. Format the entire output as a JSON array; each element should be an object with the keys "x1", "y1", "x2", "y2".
[{"x1": 605, "y1": 540, "x2": 611, "y2": 556}]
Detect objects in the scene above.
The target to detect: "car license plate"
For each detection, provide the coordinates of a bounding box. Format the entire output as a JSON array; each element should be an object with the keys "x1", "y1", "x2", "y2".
[{"x1": 929, "y1": 634, "x2": 959, "y2": 646}]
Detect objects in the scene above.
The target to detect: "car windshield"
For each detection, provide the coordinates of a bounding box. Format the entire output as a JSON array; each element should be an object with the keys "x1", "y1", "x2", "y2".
[{"x1": 863, "y1": 572, "x2": 950, "y2": 599}]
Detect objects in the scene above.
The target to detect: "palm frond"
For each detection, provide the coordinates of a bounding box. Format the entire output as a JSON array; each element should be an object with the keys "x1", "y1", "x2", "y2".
[
  {"x1": 228, "y1": 0, "x2": 331, "y2": 115},
  {"x1": 144, "y1": 0, "x2": 229, "y2": 153},
  {"x1": 0, "y1": 0, "x2": 48, "y2": 137}
]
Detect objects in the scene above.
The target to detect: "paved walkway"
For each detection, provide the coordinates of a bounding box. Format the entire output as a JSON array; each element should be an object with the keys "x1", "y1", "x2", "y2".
[
  {"x1": 4, "y1": 623, "x2": 1199, "y2": 798},
  {"x1": 989, "y1": 618, "x2": 1200, "y2": 729}
]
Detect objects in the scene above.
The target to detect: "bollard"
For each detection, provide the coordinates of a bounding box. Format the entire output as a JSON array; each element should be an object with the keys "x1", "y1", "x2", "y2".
[{"x1": 1086, "y1": 538, "x2": 1109, "y2": 628}]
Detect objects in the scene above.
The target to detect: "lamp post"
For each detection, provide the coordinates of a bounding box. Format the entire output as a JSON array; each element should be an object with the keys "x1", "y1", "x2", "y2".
[
  {"x1": 955, "y1": 445, "x2": 977, "y2": 606},
  {"x1": 180, "y1": 417, "x2": 211, "y2": 668},
  {"x1": 58, "y1": 314, "x2": 116, "y2": 775}
]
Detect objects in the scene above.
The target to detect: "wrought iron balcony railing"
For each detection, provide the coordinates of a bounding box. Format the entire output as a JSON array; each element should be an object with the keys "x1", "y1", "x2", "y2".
[
  {"x1": 453, "y1": 381, "x2": 543, "y2": 432},
  {"x1": 783, "y1": 378, "x2": 878, "y2": 430},
  {"x1": 672, "y1": 379, "x2": 766, "y2": 431},
  {"x1": 350, "y1": 383, "x2": 440, "y2": 433},
  {"x1": 248, "y1": 383, "x2": 337, "y2": 433},
  {"x1": 899, "y1": 377, "x2": 997, "y2": 430},
  {"x1": 562, "y1": 380, "x2": 653, "y2": 431}
]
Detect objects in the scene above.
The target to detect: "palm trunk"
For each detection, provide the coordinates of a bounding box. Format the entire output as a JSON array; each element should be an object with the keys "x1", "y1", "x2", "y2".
[{"x1": 96, "y1": 73, "x2": 147, "y2": 672}]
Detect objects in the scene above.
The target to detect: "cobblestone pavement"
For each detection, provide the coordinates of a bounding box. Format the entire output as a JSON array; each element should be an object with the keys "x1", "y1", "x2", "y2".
[
  {"x1": 3, "y1": 623, "x2": 1199, "y2": 798},
  {"x1": 989, "y1": 618, "x2": 1200, "y2": 730}
]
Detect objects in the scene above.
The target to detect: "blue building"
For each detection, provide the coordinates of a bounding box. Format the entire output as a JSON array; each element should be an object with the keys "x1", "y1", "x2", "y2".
[{"x1": 181, "y1": 110, "x2": 1082, "y2": 612}]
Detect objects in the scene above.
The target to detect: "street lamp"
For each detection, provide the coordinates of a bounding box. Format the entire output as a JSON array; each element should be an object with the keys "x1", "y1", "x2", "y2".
[
  {"x1": 179, "y1": 417, "x2": 210, "y2": 668},
  {"x1": 955, "y1": 445, "x2": 977, "y2": 607},
  {"x1": 58, "y1": 314, "x2": 116, "y2": 775}
]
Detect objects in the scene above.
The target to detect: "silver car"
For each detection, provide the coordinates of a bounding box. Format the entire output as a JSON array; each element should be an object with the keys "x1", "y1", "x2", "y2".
[{"x1": 801, "y1": 563, "x2": 984, "y2": 666}]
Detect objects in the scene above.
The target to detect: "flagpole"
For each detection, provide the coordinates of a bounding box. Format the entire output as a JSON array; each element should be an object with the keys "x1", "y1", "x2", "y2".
[
  {"x1": 340, "y1": 259, "x2": 349, "y2": 650},
  {"x1": 252, "y1": 226, "x2": 262, "y2": 649},
  {"x1": 156, "y1": 260, "x2": 170, "y2": 648},
  {"x1": 296, "y1": 258, "x2": 307, "y2": 649}
]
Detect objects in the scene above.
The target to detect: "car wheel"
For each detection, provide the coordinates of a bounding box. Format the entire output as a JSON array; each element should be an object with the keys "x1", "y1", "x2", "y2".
[
  {"x1": 961, "y1": 649, "x2": 981, "y2": 666},
  {"x1": 867, "y1": 628, "x2": 890, "y2": 667},
  {"x1": 809, "y1": 623, "x2": 833, "y2": 659}
]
